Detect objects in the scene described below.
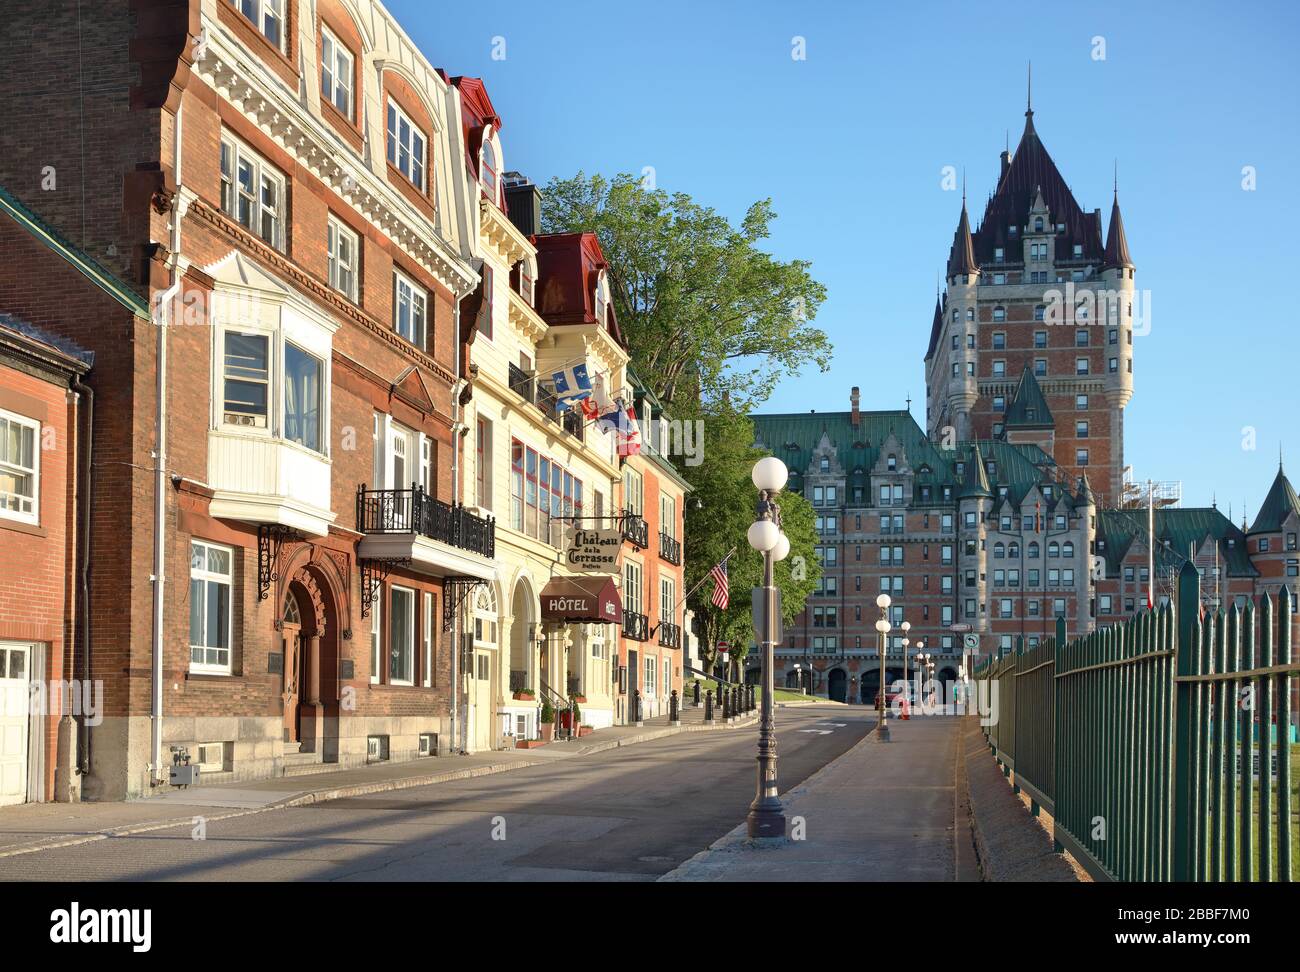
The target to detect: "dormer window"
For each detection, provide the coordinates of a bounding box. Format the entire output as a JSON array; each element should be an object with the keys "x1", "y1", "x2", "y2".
[
  {"x1": 1034, "y1": 216, "x2": 1044, "y2": 232},
  {"x1": 387, "y1": 100, "x2": 427, "y2": 191},
  {"x1": 320, "y1": 26, "x2": 354, "y2": 119},
  {"x1": 1073, "y1": 243, "x2": 1083, "y2": 258},
  {"x1": 819, "y1": 456, "x2": 830, "y2": 473},
  {"x1": 887, "y1": 454, "x2": 897, "y2": 471},
  {"x1": 1008, "y1": 225, "x2": 1017, "y2": 236},
  {"x1": 518, "y1": 258, "x2": 535, "y2": 306},
  {"x1": 994, "y1": 247, "x2": 1005, "y2": 263},
  {"x1": 480, "y1": 134, "x2": 500, "y2": 203}
]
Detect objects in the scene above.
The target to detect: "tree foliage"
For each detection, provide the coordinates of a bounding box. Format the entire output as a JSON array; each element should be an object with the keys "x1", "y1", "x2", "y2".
[{"x1": 541, "y1": 172, "x2": 831, "y2": 414}]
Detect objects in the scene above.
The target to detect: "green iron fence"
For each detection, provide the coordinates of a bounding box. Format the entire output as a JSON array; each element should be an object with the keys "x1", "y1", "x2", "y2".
[{"x1": 974, "y1": 562, "x2": 1295, "y2": 882}]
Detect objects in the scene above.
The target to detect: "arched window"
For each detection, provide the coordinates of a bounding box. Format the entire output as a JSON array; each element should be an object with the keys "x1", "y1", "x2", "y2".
[
  {"x1": 1048, "y1": 541, "x2": 1060, "y2": 558},
  {"x1": 993, "y1": 542, "x2": 1005, "y2": 560},
  {"x1": 473, "y1": 586, "x2": 498, "y2": 646},
  {"x1": 993, "y1": 306, "x2": 1006, "y2": 322},
  {"x1": 480, "y1": 134, "x2": 500, "y2": 203},
  {"x1": 1028, "y1": 542, "x2": 1040, "y2": 559},
  {"x1": 517, "y1": 256, "x2": 535, "y2": 306},
  {"x1": 1034, "y1": 216, "x2": 1044, "y2": 232},
  {"x1": 1008, "y1": 542, "x2": 1020, "y2": 559},
  {"x1": 887, "y1": 454, "x2": 897, "y2": 471},
  {"x1": 1063, "y1": 541, "x2": 1075, "y2": 558},
  {"x1": 819, "y1": 456, "x2": 830, "y2": 473}
]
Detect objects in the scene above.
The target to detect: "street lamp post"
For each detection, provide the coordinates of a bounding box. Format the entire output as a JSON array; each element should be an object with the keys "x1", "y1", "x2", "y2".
[
  {"x1": 899, "y1": 620, "x2": 911, "y2": 702},
  {"x1": 874, "y1": 595, "x2": 892, "y2": 741},
  {"x1": 747, "y1": 456, "x2": 789, "y2": 839},
  {"x1": 912, "y1": 639, "x2": 924, "y2": 703}
]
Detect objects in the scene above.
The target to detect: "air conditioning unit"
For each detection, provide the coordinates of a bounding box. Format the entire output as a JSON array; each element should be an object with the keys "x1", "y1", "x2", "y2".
[{"x1": 418, "y1": 732, "x2": 437, "y2": 757}]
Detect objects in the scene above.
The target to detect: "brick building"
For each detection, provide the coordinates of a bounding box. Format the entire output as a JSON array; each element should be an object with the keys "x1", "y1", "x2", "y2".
[
  {"x1": 0, "y1": 0, "x2": 511, "y2": 799},
  {"x1": 924, "y1": 101, "x2": 1135, "y2": 507},
  {"x1": 0, "y1": 310, "x2": 92, "y2": 806},
  {"x1": 753, "y1": 396, "x2": 1299, "y2": 705}
]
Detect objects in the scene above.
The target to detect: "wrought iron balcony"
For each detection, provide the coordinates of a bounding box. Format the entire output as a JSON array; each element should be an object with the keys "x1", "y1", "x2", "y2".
[
  {"x1": 623, "y1": 610, "x2": 649, "y2": 642},
  {"x1": 509, "y1": 669, "x2": 529, "y2": 694},
  {"x1": 508, "y1": 363, "x2": 535, "y2": 403},
  {"x1": 658, "y1": 621, "x2": 682, "y2": 649},
  {"x1": 659, "y1": 531, "x2": 682, "y2": 565},
  {"x1": 621, "y1": 513, "x2": 649, "y2": 550},
  {"x1": 356, "y1": 485, "x2": 495, "y2": 559},
  {"x1": 567, "y1": 674, "x2": 582, "y2": 698}
]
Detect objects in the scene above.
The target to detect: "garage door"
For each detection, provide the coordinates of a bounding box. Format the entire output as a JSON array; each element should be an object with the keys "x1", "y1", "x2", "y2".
[{"x1": 0, "y1": 643, "x2": 30, "y2": 806}]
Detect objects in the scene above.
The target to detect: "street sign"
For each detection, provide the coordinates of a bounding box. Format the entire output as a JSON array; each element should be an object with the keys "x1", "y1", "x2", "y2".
[
  {"x1": 963, "y1": 633, "x2": 979, "y2": 650},
  {"x1": 949, "y1": 623, "x2": 972, "y2": 633}
]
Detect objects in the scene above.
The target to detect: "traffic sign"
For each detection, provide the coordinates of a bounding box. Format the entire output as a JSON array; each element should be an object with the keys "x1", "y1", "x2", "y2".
[{"x1": 963, "y1": 633, "x2": 979, "y2": 650}]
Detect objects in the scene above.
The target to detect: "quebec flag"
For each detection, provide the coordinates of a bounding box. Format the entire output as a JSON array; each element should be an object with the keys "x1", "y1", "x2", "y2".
[{"x1": 552, "y1": 361, "x2": 593, "y2": 412}]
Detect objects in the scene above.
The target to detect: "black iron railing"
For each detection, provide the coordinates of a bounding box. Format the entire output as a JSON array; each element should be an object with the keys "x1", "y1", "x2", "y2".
[
  {"x1": 567, "y1": 674, "x2": 581, "y2": 697},
  {"x1": 658, "y1": 532, "x2": 681, "y2": 565},
  {"x1": 508, "y1": 363, "x2": 535, "y2": 403},
  {"x1": 622, "y1": 513, "x2": 649, "y2": 549},
  {"x1": 356, "y1": 484, "x2": 496, "y2": 558},
  {"x1": 509, "y1": 669, "x2": 529, "y2": 694},
  {"x1": 657, "y1": 621, "x2": 681, "y2": 649},
  {"x1": 623, "y1": 610, "x2": 649, "y2": 642}
]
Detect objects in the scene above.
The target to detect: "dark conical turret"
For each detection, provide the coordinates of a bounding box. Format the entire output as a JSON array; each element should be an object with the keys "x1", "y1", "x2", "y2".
[
  {"x1": 946, "y1": 201, "x2": 978, "y2": 279},
  {"x1": 1103, "y1": 192, "x2": 1133, "y2": 269}
]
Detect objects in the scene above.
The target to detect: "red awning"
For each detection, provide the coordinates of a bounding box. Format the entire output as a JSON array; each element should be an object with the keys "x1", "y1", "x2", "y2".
[{"x1": 540, "y1": 576, "x2": 622, "y2": 624}]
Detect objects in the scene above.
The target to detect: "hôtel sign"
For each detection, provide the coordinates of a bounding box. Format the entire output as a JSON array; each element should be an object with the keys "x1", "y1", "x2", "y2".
[{"x1": 565, "y1": 526, "x2": 620, "y2": 575}]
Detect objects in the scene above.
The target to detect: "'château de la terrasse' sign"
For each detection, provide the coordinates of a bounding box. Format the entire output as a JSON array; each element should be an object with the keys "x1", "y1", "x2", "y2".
[{"x1": 565, "y1": 526, "x2": 620, "y2": 574}]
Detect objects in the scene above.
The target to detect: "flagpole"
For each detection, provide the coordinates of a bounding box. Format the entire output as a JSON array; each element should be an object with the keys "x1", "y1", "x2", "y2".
[
  {"x1": 1147, "y1": 479, "x2": 1155, "y2": 609},
  {"x1": 650, "y1": 546, "x2": 737, "y2": 636}
]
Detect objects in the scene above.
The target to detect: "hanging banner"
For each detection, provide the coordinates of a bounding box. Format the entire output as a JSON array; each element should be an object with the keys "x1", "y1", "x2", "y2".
[{"x1": 565, "y1": 526, "x2": 621, "y2": 574}]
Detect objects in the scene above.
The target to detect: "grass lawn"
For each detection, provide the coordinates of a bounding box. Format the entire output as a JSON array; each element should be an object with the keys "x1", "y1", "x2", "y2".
[
  {"x1": 682, "y1": 677, "x2": 819, "y2": 705},
  {"x1": 1202, "y1": 743, "x2": 1300, "y2": 880}
]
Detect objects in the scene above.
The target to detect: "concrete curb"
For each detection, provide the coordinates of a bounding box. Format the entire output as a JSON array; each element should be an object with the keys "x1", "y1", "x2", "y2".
[{"x1": 0, "y1": 712, "x2": 762, "y2": 861}]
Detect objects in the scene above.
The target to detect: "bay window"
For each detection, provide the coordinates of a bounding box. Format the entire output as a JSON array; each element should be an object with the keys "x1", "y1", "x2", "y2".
[
  {"x1": 222, "y1": 333, "x2": 270, "y2": 429},
  {"x1": 284, "y1": 343, "x2": 323, "y2": 452}
]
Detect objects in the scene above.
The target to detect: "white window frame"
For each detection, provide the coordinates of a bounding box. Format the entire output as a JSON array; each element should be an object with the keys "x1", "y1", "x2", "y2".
[
  {"x1": 422, "y1": 591, "x2": 433, "y2": 688},
  {"x1": 231, "y1": 0, "x2": 286, "y2": 51},
  {"x1": 189, "y1": 540, "x2": 234, "y2": 674},
  {"x1": 320, "y1": 25, "x2": 354, "y2": 119},
  {"x1": 644, "y1": 655, "x2": 656, "y2": 697},
  {"x1": 0, "y1": 408, "x2": 40, "y2": 525},
  {"x1": 392, "y1": 269, "x2": 428, "y2": 349},
  {"x1": 217, "y1": 324, "x2": 331, "y2": 454},
  {"x1": 480, "y1": 134, "x2": 500, "y2": 203},
  {"x1": 327, "y1": 215, "x2": 359, "y2": 300},
  {"x1": 370, "y1": 584, "x2": 382, "y2": 684},
  {"x1": 220, "y1": 132, "x2": 285, "y2": 251},
  {"x1": 386, "y1": 99, "x2": 427, "y2": 191},
  {"x1": 389, "y1": 585, "x2": 416, "y2": 686},
  {"x1": 624, "y1": 559, "x2": 643, "y2": 616}
]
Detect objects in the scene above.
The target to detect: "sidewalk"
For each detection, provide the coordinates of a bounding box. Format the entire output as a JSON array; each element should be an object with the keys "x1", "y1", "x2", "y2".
[
  {"x1": 0, "y1": 706, "x2": 757, "y2": 860},
  {"x1": 661, "y1": 715, "x2": 973, "y2": 882}
]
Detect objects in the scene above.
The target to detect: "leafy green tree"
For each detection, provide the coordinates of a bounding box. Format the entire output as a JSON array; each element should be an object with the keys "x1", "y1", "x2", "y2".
[
  {"x1": 681, "y1": 409, "x2": 819, "y2": 680},
  {"x1": 541, "y1": 172, "x2": 831, "y2": 413}
]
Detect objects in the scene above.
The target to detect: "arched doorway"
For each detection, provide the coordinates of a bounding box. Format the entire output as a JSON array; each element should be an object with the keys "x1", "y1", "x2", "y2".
[
  {"x1": 280, "y1": 565, "x2": 340, "y2": 757},
  {"x1": 509, "y1": 578, "x2": 535, "y2": 697},
  {"x1": 827, "y1": 668, "x2": 847, "y2": 703},
  {"x1": 470, "y1": 585, "x2": 499, "y2": 752}
]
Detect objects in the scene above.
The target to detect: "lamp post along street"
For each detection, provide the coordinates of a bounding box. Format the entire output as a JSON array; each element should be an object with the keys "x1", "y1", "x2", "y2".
[
  {"x1": 747, "y1": 456, "x2": 788, "y2": 840},
  {"x1": 874, "y1": 595, "x2": 891, "y2": 741}
]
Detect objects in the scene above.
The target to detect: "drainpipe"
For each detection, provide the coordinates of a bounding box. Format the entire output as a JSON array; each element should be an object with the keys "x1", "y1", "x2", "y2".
[
  {"x1": 450, "y1": 300, "x2": 463, "y2": 754},
  {"x1": 149, "y1": 103, "x2": 183, "y2": 786},
  {"x1": 71, "y1": 375, "x2": 94, "y2": 776}
]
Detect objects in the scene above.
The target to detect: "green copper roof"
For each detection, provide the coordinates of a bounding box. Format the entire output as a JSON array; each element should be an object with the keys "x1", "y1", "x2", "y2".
[
  {"x1": 1003, "y1": 366, "x2": 1054, "y2": 429},
  {"x1": 0, "y1": 182, "x2": 149, "y2": 319},
  {"x1": 958, "y1": 444, "x2": 992, "y2": 499},
  {"x1": 1248, "y1": 466, "x2": 1300, "y2": 535},
  {"x1": 1095, "y1": 507, "x2": 1255, "y2": 578}
]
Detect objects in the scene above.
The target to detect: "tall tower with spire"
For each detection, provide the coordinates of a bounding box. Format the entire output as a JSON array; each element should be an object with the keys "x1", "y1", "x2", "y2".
[{"x1": 924, "y1": 89, "x2": 1134, "y2": 505}]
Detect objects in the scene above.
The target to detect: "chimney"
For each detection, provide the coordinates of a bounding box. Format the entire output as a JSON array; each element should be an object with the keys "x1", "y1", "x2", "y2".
[
  {"x1": 503, "y1": 172, "x2": 541, "y2": 236},
  {"x1": 850, "y1": 386, "x2": 860, "y2": 427}
]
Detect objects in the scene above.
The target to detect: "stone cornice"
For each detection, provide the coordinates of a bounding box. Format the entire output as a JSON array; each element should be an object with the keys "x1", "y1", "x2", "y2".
[
  {"x1": 479, "y1": 197, "x2": 531, "y2": 268},
  {"x1": 190, "y1": 198, "x2": 457, "y2": 387},
  {"x1": 196, "y1": 28, "x2": 478, "y2": 299},
  {"x1": 506, "y1": 288, "x2": 547, "y2": 346}
]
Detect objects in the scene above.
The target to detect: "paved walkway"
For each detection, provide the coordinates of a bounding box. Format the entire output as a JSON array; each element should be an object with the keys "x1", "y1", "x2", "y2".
[
  {"x1": 0, "y1": 707, "x2": 757, "y2": 859},
  {"x1": 661, "y1": 715, "x2": 975, "y2": 882}
]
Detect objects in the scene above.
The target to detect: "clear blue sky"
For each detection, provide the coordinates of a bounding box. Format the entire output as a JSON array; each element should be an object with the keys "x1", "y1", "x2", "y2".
[{"x1": 389, "y1": 0, "x2": 1299, "y2": 519}]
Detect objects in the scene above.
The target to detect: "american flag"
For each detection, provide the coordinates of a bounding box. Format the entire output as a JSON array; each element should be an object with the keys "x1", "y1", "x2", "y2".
[{"x1": 709, "y1": 558, "x2": 730, "y2": 610}]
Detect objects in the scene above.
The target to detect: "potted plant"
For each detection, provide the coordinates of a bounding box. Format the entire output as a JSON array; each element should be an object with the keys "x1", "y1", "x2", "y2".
[
  {"x1": 578, "y1": 724, "x2": 595, "y2": 738},
  {"x1": 513, "y1": 686, "x2": 536, "y2": 701},
  {"x1": 539, "y1": 700, "x2": 555, "y2": 742}
]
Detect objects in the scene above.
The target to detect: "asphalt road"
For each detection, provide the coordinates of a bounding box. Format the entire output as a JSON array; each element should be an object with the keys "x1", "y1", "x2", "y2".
[{"x1": 0, "y1": 704, "x2": 874, "y2": 882}]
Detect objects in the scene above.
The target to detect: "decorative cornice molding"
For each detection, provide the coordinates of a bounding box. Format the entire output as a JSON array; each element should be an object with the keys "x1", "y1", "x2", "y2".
[
  {"x1": 197, "y1": 29, "x2": 477, "y2": 299},
  {"x1": 190, "y1": 198, "x2": 457, "y2": 387}
]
